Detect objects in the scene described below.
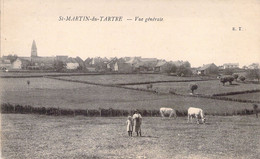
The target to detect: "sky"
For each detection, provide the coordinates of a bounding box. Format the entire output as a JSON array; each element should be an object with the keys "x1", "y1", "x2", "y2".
[{"x1": 1, "y1": 0, "x2": 260, "y2": 67}]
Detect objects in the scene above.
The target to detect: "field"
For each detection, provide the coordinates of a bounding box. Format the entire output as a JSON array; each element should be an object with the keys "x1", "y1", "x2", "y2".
[
  {"x1": 59, "y1": 74, "x2": 206, "y2": 85},
  {"x1": 1, "y1": 114, "x2": 260, "y2": 159},
  {"x1": 226, "y1": 92, "x2": 260, "y2": 102},
  {"x1": 0, "y1": 77, "x2": 254, "y2": 114},
  {"x1": 125, "y1": 80, "x2": 260, "y2": 96}
]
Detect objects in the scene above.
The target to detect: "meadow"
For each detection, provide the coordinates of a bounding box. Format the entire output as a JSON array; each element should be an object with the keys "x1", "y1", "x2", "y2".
[
  {"x1": 0, "y1": 77, "x2": 254, "y2": 115},
  {"x1": 59, "y1": 74, "x2": 206, "y2": 85},
  {"x1": 1, "y1": 114, "x2": 260, "y2": 159},
  {"x1": 225, "y1": 92, "x2": 260, "y2": 102},
  {"x1": 125, "y1": 80, "x2": 260, "y2": 96}
]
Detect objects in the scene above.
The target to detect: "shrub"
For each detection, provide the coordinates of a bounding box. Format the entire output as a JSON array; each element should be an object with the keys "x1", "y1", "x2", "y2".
[
  {"x1": 146, "y1": 84, "x2": 153, "y2": 89},
  {"x1": 223, "y1": 68, "x2": 234, "y2": 75},
  {"x1": 233, "y1": 74, "x2": 239, "y2": 81},
  {"x1": 239, "y1": 76, "x2": 246, "y2": 82},
  {"x1": 169, "y1": 88, "x2": 176, "y2": 94},
  {"x1": 220, "y1": 76, "x2": 234, "y2": 86},
  {"x1": 246, "y1": 68, "x2": 260, "y2": 82},
  {"x1": 189, "y1": 83, "x2": 198, "y2": 94}
]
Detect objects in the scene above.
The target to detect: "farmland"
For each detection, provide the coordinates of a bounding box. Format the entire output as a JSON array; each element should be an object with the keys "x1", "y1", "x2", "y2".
[
  {"x1": 0, "y1": 77, "x2": 254, "y2": 114},
  {"x1": 1, "y1": 114, "x2": 260, "y2": 159},
  {"x1": 59, "y1": 74, "x2": 207, "y2": 85},
  {"x1": 125, "y1": 80, "x2": 260, "y2": 96},
  {"x1": 226, "y1": 92, "x2": 260, "y2": 102}
]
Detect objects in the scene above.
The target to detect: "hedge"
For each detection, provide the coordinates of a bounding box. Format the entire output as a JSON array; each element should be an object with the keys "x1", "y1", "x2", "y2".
[
  {"x1": 212, "y1": 89, "x2": 260, "y2": 96},
  {"x1": 1, "y1": 103, "x2": 259, "y2": 117}
]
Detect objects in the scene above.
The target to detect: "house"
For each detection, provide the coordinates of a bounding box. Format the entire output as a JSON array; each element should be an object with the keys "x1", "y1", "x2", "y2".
[
  {"x1": 107, "y1": 58, "x2": 119, "y2": 71},
  {"x1": 12, "y1": 58, "x2": 31, "y2": 69},
  {"x1": 106, "y1": 58, "x2": 133, "y2": 73},
  {"x1": 154, "y1": 60, "x2": 167, "y2": 72},
  {"x1": 31, "y1": 56, "x2": 56, "y2": 69},
  {"x1": 74, "y1": 56, "x2": 86, "y2": 70},
  {"x1": 248, "y1": 63, "x2": 259, "y2": 69},
  {"x1": 86, "y1": 67, "x2": 96, "y2": 72},
  {"x1": 133, "y1": 58, "x2": 158, "y2": 72},
  {"x1": 85, "y1": 57, "x2": 107, "y2": 71},
  {"x1": 0, "y1": 58, "x2": 12, "y2": 70},
  {"x1": 56, "y1": 56, "x2": 68, "y2": 61},
  {"x1": 66, "y1": 57, "x2": 79, "y2": 69},
  {"x1": 197, "y1": 63, "x2": 219, "y2": 75},
  {"x1": 223, "y1": 63, "x2": 239, "y2": 69}
]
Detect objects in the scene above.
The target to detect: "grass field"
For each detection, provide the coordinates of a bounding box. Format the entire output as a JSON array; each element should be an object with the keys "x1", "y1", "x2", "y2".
[
  {"x1": 225, "y1": 92, "x2": 260, "y2": 102},
  {"x1": 0, "y1": 78, "x2": 254, "y2": 114},
  {"x1": 59, "y1": 74, "x2": 205, "y2": 85},
  {"x1": 125, "y1": 80, "x2": 260, "y2": 96},
  {"x1": 1, "y1": 114, "x2": 260, "y2": 159}
]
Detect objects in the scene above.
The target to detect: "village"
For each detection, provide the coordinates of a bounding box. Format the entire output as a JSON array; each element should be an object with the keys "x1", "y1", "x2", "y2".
[{"x1": 0, "y1": 40, "x2": 259, "y2": 77}]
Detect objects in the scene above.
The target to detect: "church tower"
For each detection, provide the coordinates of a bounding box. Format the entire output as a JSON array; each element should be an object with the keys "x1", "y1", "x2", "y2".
[{"x1": 31, "y1": 40, "x2": 37, "y2": 57}]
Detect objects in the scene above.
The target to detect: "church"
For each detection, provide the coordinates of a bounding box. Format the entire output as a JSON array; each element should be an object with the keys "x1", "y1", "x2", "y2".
[{"x1": 10, "y1": 40, "x2": 80, "y2": 70}]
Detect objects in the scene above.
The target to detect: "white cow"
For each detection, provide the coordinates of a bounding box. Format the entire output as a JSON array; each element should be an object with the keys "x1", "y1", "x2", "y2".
[
  {"x1": 187, "y1": 107, "x2": 206, "y2": 124},
  {"x1": 160, "y1": 107, "x2": 177, "y2": 119}
]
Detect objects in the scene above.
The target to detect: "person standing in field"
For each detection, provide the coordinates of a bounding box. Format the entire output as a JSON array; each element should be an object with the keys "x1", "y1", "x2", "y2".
[
  {"x1": 253, "y1": 104, "x2": 258, "y2": 118},
  {"x1": 133, "y1": 110, "x2": 142, "y2": 136},
  {"x1": 126, "y1": 116, "x2": 133, "y2": 137}
]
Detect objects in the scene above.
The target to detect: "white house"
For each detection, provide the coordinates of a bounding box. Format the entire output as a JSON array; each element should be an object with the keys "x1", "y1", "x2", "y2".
[
  {"x1": 12, "y1": 58, "x2": 30, "y2": 69},
  {"x1": 66, "y1": 58, "x2": 79, "y2": 69},
  {"x1": 223, "y1": 63, "x2": 239, "y2": 69}
]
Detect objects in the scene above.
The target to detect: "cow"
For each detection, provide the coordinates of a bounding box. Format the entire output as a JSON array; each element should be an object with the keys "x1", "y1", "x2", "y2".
[
  {"x1": 160, "y1": 107, "x2": 177, "y2": 119},
  {"x1": 187, "y1": 107, "x2": 206, "y2": 124}
]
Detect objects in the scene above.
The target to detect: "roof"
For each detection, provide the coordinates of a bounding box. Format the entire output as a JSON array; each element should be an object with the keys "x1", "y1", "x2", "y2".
[
  {"x1": 32, "y1": 56, "x2": 55, "y2": 63},
  {"x1": 223, "y1": 63, "x2": 239, "y2": 66},
  {"x1": 0, "y1": 59, "x2": 11, "y2": 64},
  {"x1": 140, "y1": 58, "x2": 157, "y2": 62},
  {"x1": 155, "y1": 60, "x2": 167, "y2": 67},
  {"x1": 125, "y1": 57, "x2": 141, "y2": 64},
  {"x1": 66, "y1": 57, "x2": 78, "y2": 63},
  {"x1": 197, "y1": 63, "x2": 217, "y2": 70}
]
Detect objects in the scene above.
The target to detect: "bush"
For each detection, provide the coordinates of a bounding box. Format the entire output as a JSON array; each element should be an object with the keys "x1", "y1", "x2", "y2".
[
  {"x1": 239, "y1": 76, "x2": 246, "y2": 82},
  {"x1": 146, "y1": 84, "x2": 153, "y2": 89},
  {"x1": 189, "y1": 83, "x2": 198, "y2": 94},
  {"x1": 220, "y1": 76, "x2": 234, "y2": 86},
  {"x1": 169, "y1": 88, "x2": 176, "y2": 94},
  {"x1": 223, "y1": 68, "x2": 234, "y2": 75},
  {"x1": 233, "y1": 74, "x2": 239, "y2": 81}
]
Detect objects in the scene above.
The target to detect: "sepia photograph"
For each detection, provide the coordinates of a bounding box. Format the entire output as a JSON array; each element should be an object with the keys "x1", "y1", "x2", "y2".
[{"x1": 1, "y1": 0, "x2": 260, "y2": 158}]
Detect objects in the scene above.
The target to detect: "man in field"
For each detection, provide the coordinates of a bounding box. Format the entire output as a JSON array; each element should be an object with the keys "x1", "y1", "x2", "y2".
[{"x1": 133, "y1": 110, "x2": 142, "y2": 136}]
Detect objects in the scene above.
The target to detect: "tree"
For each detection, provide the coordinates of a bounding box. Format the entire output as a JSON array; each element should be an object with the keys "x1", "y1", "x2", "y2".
[
  {"x1": 246, "y1": 68, "x2": 260, "y2": 82},
  {"x1": 6, "y1": 54, "x2": 18, "y2": 63},
  {"x1": 223, "y1": 68, "x2": 234, "y2": 75},
  {"x1": 220, "y1": 76, "x2": 234, "y2": 86},
  {"x1": 182, "y1": 61, "x2": 191, "y2": 68},
  {"x1": 233, "y1": 74, "x2": 239, "y2": 81},
  {"x1": 164, "y1": 63, "x2": 177, "y2": 74},
  {"x1": 189, "y1": 83, "x2": 198, "y2": 94},
  {"x1": 177, "y1": 65, "x2": 192, "y2": 76},
  {"x1": 54, "y1": 60, "x2": 66, "y2": 72},
  {"x1": 239, "y1": 76, "x2": 246, "y2": 82}
]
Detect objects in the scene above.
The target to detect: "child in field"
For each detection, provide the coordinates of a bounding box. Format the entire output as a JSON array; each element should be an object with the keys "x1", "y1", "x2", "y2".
[{"x1": 126, "y1": 116, "x2": 133, "y2": 136}]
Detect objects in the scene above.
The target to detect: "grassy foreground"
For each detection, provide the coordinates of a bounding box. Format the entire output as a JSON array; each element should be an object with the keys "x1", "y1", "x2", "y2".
[{"x1": 1, "y1": 114, "x2": 260, "y2": 159}]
